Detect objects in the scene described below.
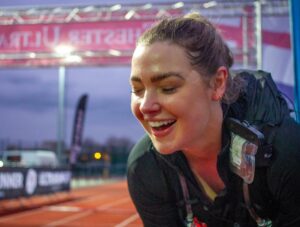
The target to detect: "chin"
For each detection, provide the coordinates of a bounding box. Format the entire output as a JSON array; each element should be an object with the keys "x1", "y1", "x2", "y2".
[{"x1": 152, "y1": 141, "x2": 178, "y2": 155}]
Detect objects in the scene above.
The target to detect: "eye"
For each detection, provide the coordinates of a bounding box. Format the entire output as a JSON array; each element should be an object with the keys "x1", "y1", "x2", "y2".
[
  {"x1": 130, "y1": 82, "x2": 144, "y2": 96},
  {"x1": 131, "y1": 88, "x2": 144, "y2": 96},
  {"x1": 161, "y1": 87, "x2": 176, "y2": 94}
]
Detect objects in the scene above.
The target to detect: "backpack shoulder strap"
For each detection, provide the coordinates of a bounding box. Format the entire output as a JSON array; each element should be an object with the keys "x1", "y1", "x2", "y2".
[
  {"x1": 243, "y1": 182, "x2": 272, "y2": 227},
  {"x1": 241, "y1": 122, "x2": 281, "y2": 226},
  {"x1": 178, "y1": 171, "x2": 195, "y2": 227},
  {"x1": 155, "y1": 153, "x2": 194, "y2": 226}
]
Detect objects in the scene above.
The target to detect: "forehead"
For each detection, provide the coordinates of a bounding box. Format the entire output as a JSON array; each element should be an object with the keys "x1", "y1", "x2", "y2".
[{"x1": 131, "y1": 42, "x2": 191, "y2": 76}]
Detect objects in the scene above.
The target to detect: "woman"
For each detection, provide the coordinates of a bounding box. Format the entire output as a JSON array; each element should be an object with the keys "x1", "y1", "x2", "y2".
[{"x1": 127, "y1": 13, "x2": 300, "y2": 227}]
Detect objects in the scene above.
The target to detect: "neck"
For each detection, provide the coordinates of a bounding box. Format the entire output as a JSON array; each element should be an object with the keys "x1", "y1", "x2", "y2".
[
  {"x1": 182, "y1": 104, "x2": 225, "y2": 193},
  {"x1": 183, "y1": 122, "x2": 222, "y2": 163},
  {"x1": 183, "y1": 102, "x2": 223, "y2": 161},
  {"x1": 187, "y1": 145, "x2": 225, "y2": 194}
]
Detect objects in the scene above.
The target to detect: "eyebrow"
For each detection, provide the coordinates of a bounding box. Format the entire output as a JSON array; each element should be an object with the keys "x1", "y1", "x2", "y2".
[{"x1": 130, "y1": 72, "x2": 185, "y2": 83}]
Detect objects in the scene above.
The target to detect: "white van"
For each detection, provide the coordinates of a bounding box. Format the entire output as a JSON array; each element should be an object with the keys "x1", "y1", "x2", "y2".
[{"x1": 1, "y1": 150, "x2": 59, "y2": 168}]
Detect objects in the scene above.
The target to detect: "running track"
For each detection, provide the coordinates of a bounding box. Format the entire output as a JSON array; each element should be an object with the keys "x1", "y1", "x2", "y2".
[{"x1": 0, "y1": 180, "x2": 143, "y2": 227}]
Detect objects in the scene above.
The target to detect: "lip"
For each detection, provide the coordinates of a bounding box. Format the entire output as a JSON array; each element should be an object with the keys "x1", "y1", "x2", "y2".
[{"x1": 149, "y1": 121, "x2": 175, "y2": 138}]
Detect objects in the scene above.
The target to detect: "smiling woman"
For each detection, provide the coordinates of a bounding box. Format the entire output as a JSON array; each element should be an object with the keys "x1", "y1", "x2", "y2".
[
  {"x1": 127, "y1": 12, "x2": 300, "y2": 227},
  {"x1": 130, "y1": 42, "x2": 221, "y2": 156}
]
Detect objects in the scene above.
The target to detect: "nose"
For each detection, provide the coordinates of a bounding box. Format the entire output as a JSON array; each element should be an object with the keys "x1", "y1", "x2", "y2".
[{"x1": 139, "y1": 90, "x2": 160, "y2": 115}]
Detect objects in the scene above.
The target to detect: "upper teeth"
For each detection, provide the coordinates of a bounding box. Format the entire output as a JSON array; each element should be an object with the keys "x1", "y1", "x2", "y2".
[{"x1": 149, "y1": 120, "x2": 174, "y2": 127}]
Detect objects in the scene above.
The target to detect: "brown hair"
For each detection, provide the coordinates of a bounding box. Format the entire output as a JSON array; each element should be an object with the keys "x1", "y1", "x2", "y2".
[{"x1": 137, "y1": 12, "x2": 245, "y2": 103}]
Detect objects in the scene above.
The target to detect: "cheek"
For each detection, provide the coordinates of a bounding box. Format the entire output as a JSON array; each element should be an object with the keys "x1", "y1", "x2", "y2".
[
  {"x1": 177, "y1": 95, "x2": 211, "y2": 125},
  {"x1": 131, "y1": 99, "x2": 143, "y2": 120}
]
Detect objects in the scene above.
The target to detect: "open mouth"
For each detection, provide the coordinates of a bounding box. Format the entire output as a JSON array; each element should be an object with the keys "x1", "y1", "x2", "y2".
[{"x1": 149, "y1": 120, "x2": 176, "y2": 131}]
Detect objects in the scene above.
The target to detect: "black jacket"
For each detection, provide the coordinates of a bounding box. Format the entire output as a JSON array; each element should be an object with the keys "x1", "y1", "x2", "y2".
[
  {"x1": 127, "y1": 70, "x2": 300, "y2": 227},
  {"x1": 127, "y1": 116, "x2": 300, "y2": 227}
]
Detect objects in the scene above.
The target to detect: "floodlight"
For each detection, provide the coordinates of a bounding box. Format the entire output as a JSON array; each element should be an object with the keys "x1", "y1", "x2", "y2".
[
  {"x1": 55, "y1": 45, "x2": 74, "y2": 56},
  {"x1": 142, "y1": 4, "x2": 152, "y2": 10},
  {"x1": 110, "y1": 4, "x2": 121, "y2": 11},
  {"x1": 172, "y1": 2, "x2": 184, "y2": 9},
  {"x1": 94, "y1": 152, "x2": 102, "y2": 160},
  {"x1": 125, "y1": 10, "x2": 135, "y2": 20},
  {"x1": 108, "y1": 49, "x2": 121, "y2": 56},
  {"x1": 203, "y1": 1, "x2": 217, "y2": 8},
  {"x1": 64, "y1": 55, "x2": 82, "y2": 63}
]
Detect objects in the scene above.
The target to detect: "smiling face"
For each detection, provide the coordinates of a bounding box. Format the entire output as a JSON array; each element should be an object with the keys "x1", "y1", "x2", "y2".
[{"x1": 130, "y1": 42, "x2": 223, "y2": 155}]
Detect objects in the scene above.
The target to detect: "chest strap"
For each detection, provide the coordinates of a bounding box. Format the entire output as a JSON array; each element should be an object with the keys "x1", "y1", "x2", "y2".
[
  {"x1": 178, "y1": 172, "x2": 194, "y2": 226},
  {"x1": 155, "y1": 152, "x2": 195, "y2": 226},
  {"x1": 243, "y1": 182, "x2": 272, "y2": 227}
]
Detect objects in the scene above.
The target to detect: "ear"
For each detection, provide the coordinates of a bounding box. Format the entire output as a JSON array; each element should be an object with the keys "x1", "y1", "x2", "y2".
[{"x1": 211, "y1": 66, "x2": 228, "y2": 101}]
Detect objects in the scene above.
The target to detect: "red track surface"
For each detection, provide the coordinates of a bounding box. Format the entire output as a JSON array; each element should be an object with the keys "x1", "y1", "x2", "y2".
[{"x1": 0, "y1": 180, "x2": 143, "y2": 227}]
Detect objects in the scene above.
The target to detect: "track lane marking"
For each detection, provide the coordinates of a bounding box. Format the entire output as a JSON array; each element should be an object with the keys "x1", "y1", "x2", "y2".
[
  {"x1": 0, "y1": 209, "x2": 45, "y2": 222},
  {"x1": 114, "y1": 213, "x2": 140, "y2": 227},
  {"x1": 42, "y1": 197, "x2": 130, "y2": 227},
  {"x1": 46, "y1": 206, "x2": 82, "y2": 212},
  {"x1": 0, "y1": 193, "x2": 108, "y2": 222}
]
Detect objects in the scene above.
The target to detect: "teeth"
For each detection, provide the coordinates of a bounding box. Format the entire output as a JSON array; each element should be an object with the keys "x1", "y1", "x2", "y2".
[{"x1": 149, "y1": 120, "x2": 174, "y2": 128}]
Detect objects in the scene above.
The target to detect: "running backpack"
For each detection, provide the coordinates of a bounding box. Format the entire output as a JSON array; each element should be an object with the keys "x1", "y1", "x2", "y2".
[
  {"x1": 176, "y1": 69, "x2": 294, "y2": 227},
  {"x1": 227, "y1": 69, "x2": 293, "y2": 226},
  {"x1": 233, "y1": 69, "x2": 292, "y2": 127}
]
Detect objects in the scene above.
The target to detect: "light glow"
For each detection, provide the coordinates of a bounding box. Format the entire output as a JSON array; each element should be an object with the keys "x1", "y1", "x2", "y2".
[
  {"x1": 108, "y1": 49, "x2": 121, "y2": 56},
  {"x1": 28, "y1": 52, "x2": 36, "y2": 58},
  {"x1": 55, "y1": 45, "x2": 74, "y2": 56},
  {"x1": 110, "y1": 4, "x2": 121, "y2": 11},
  {"x1": 203, "y1": 1, "x2": 217, "y2": 8},
  {"x1": 83, "y1": 6, "x2": 95, "y2": 12},
  {"x1": 142, "y1": 3, "x2": 152, "y2": 9},
  {"x1": 94, "y1": 152, "x2": 102, "y2": 160},
  {"x1": 125, "y1": 10, "x2": 135, "y2": 20},
  {"x1": 64, "y1": 55, "x2": 82, "y2": 63},
  {"x1": 172, "y1": 2, "x2": 184, "y2": 9}
]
